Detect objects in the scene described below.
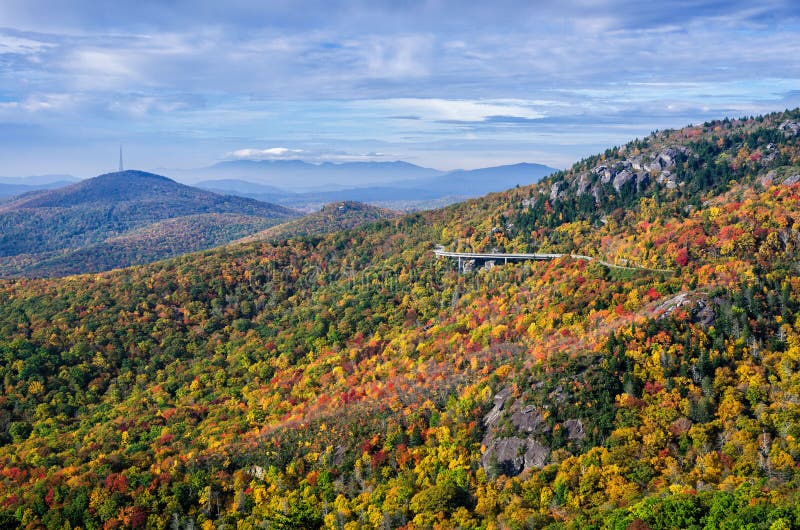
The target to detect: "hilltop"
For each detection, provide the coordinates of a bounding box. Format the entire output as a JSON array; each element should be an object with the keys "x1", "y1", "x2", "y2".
[
  {"x1": 0, "y1": 170, "x2": 297, "y2": 276},
  {"x1": 236, "y1": 201, "x2": 399, "y2": 243},
  {"x1": 1, "y1": 110, "x2": 800, "y2": 528}
]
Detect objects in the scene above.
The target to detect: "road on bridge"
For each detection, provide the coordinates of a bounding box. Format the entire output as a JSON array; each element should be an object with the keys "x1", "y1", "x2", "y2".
[{"x1": 433, "y1": 249, "x2": 673, "y2": 273}]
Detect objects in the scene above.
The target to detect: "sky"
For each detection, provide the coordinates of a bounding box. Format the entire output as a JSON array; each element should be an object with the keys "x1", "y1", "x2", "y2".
[{"x1": 1, "y1": 0, "x2": 800, "y2": 179}]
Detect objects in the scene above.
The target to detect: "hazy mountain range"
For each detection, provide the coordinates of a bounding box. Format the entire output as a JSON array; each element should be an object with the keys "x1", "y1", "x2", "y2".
[
  {"x1": 2, "y1": 160, "x2": 558, "y2": 210},
  {"x1": 193, "y1": 161, "x2": 559, "y2": 210},
  {"x1": 0, "y1": 174, "x2": 80, "y2": 199},
  {"x1": 167, "y1": 159, "x2": 444, "y2": 190},
  {"x1": 0, "y1": 160, "x2": 557, "y2": 274}
]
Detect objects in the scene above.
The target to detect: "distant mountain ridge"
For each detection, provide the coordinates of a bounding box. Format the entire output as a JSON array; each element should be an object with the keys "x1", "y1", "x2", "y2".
[
  {"x1": 0, "y1": 174, "x2": 79, "y2": 185},
  {"x1": 0, "y1": 174, "x2": 80, "y2": 199},
  {"x1": 0, "y1": 170, "x2": 297, "y2": 277},
  {"x1": 173, "y1": 159, "x2": 444, "y2": 190},
  {"x1": 195, "y1": 161, "x2": 559, "y2": 210},
  {"x1": 389, "y1": 162, "x2": 558, "y2": 195}
]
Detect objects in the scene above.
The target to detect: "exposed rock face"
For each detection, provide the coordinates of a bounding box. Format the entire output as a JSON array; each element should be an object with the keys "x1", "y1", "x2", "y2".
[
  {"x1": 576, "y1": 172, "x2": 591, "y2": 196},
  {"x1": 482, "y1": 437, "x2": 549, "y2": 476},
  {"x1": 657, "y1": 170, "x2": 678, "y2": 189},
  {"x1": 510, "y1": 404, "x2": 545, "y2": 432},
  {"x1": 597, "y1": 165, "x2": 613, "y2": 184},
  {"x1": 577, "y1": 145, "x2": 690, "y2": 201},
  {"x1": 483, "y1": 387, "x2": 511, "y2": 430},
  {"x1": 656, "y1": 292, "x2": 693, "y2": 317},
  {"x1": 247, "y1": 466, "x2": 266, "y2": 479},
  {"x1": 760, "y1": 170, "x2": 778, "y2": 186},
  {"x1": 692, "y1": 299, "x2": 716, "y2": 328},
  {"x1": 656, "y1": 292, "x2": 717, "y2": 329},
  {"x1": 779, "y1": 120, "x2": 800, "y2": 137},
  {"x1": 652, "y1": 146, "x2": 686, "y2": 169},
  {"x1": 612, "y1": 169, "x2": 634, "y2": 192},
  {"x1": 563, "y1": 419, "x2": 585, "y2": 441},
  {"x1": 481, "y1": 388, "x2": 552, "y2": 476},
  {"x1": 759, "y1": 170, "x2": 800, "y2": 186},
  {"x1": 550, "y1": 182, "x2": 561, "y2": 201},
  {"x1": 783, "y1": 174, "x2": 800, "y2": 186}
]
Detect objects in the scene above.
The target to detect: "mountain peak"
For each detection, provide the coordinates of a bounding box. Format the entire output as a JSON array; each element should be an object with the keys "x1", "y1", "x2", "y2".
[{"x1": 92, "y1": 170, "x2": 174, "y2": 182}]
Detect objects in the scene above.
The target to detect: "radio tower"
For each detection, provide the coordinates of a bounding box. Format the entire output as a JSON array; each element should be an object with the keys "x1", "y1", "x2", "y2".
[{"x1": 119, "y1": 145, "x2": 124, "y2": 172}]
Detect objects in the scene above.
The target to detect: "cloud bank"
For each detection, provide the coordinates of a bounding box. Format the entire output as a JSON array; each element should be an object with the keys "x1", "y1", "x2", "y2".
[{"x1": 0, "y1": 1, "x2": 798, "y2": 175}]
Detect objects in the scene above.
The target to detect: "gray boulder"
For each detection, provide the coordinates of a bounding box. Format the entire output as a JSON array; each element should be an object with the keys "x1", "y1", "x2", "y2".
[
  {"x1": 482, "y1": 437, "x2": 549, "y2": 476},
  {"x1": 483, "y1": 387, "x2": 511, "y2": 430},
  {"x1": 564, "y1": 419, "x2": 585, "y2": 441},
  {"x1": 612, "y1": 169, "x2": 634, "y2": 191},
  {"x1": 783, "y1": 174, "x2": 800, "y2": 186},
  {"x1": 759, "y1": 170, "x2": 778, "y2": 186},
  {"x1": 631, "y1": 156, "x2": 645, "y2": 171},
  {"x1": 550, "y1": 182, "x2": 561, "y2": 201},
  {"x1": 576, "y1": 172, "x2": 591, "y2": 196},
  {"x1": 510, "y1": 404, "x2": 545, "y2": 433},
  {"x1": 779, "y1": 120, "x2": 800, "y2": 137}
]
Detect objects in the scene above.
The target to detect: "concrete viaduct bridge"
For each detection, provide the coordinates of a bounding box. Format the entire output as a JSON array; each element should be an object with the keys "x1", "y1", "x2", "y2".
[{"x1": 433, "y1": 249, "x2": 673, "y2": 274}]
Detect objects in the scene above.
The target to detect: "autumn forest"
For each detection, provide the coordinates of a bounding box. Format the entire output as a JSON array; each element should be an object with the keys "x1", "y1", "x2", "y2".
[{"x1": 2, "y1": 110, "x2": 800, "y2": 529}]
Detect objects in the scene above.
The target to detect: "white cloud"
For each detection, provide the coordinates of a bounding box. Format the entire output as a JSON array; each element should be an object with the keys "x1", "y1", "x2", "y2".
[
  {"x1": 357, "y1": 98, "x2": 548, "y2": 122},
  {"x1": 363, "y1": 34, "x2": 433, "y2": 79},
  {"x1": 0, "y1": 34, "x2": 53, "y2": 55},
  {"x1": 0, "y1": 93, "x2": 77, "y2": 114},
  {"x1": 226, "y1": 147, "x2": 305, "y2": 159},
  {"x1": 62, "y1": 48, "x2": 143, "y2": 90}
]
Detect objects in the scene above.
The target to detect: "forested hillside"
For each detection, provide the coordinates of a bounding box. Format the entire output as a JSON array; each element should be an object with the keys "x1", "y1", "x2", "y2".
[
  {"x1": 0, "y1": 171, "x2": 297, "y2": 277},
  {"x1": 1, "y1": 110, "x2": 800, "y2": 529},
  {"x1": 236, "y1": 201, "x2": 398, "y2": 244}
]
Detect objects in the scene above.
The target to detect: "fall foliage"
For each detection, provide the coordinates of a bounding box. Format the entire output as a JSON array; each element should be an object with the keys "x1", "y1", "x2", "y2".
[{"x1": 2, "y1": 110, "x2": 800, "y2": 528}]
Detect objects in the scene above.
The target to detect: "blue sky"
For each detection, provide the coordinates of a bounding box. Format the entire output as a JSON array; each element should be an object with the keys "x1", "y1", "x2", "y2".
[{"x1": 1, "y1": 0, "x2": 799, "y2": 178}]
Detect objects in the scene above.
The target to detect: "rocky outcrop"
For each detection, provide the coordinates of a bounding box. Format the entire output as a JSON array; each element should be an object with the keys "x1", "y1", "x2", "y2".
[
  {"x1": 481, "y1": 388, "x2": 552, "y2": 476},
  {"x1": 510, "y1": 404, "x2": 545, "y2": 432},
  {"x1": 481, "y1": 437, "x2": 549, "y2": 476},
  {"x1": 576, "y1": 172, "x2": 591, "y2": 196},
  {"x1": 692, "y1": 299, "x2": 717, "y2": 328},
  {"x1": 572, "y1": 145, "x2": 691, "y2": 200},
  {"x1": 563, "y1": 419, "x2": 585, "y2": 441},
  {"x1": 759, "y1": 170, "x2": 778, "y2": 186},
  {"x1": 783, "y1": 174, "x2": 800, "y2": 186},
  {"x1": 550, "y1": 182, "x2": 561, "y2": 201},
  {"x1": 779, "y1": 120, "x2": 800, "y2": 137},
  {"x1": 483, "y1": 387, "x2": 511, "y2": 430},
  {"x1": 652, "y1": 146, "x2": 687, "y2": 170},
  {"x1": 758, "y1": 169, "x2": 800, "y2": 186},
  {"x1": 612, "y1": 169, "x2": 634, "y2": 192},
  {"x1": 655, "y1": 292, "x2": 717, "y2": 329}
]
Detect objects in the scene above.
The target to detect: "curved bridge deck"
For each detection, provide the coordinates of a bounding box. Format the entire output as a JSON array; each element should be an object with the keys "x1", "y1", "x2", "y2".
[{"x1": 433, "y1": 249, "x2": 672, "y2": 273}]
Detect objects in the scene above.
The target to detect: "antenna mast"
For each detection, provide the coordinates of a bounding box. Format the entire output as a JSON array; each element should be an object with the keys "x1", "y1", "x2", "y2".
[{"x1": 119, "y1": 145, "x2": 124, "y2": 172}]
